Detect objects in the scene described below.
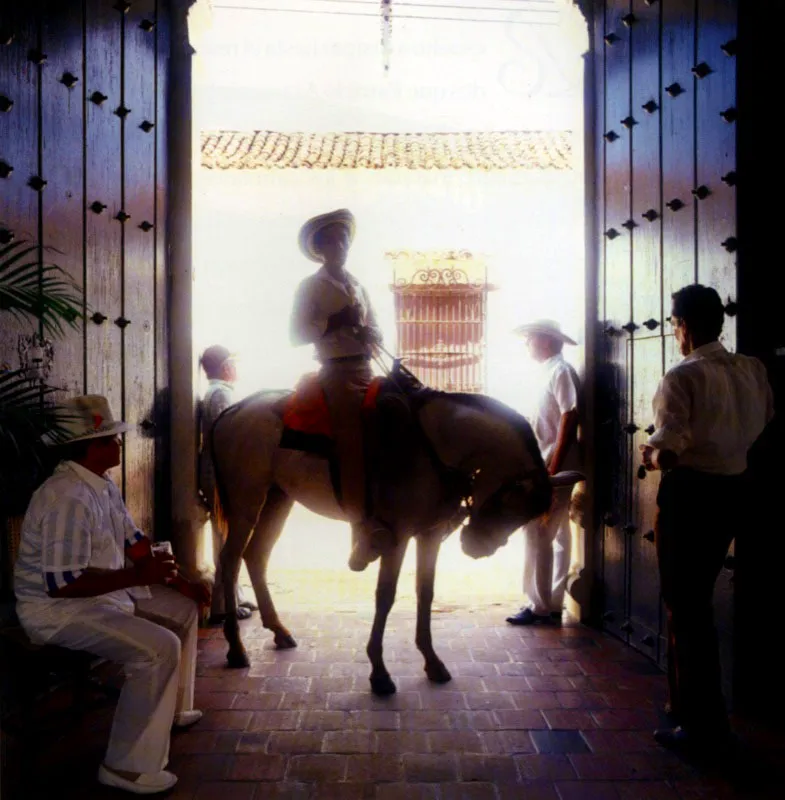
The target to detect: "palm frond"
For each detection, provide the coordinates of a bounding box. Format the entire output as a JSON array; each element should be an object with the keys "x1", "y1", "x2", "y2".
[
  {"x1": 0, "y1": 370, "x2": 76, "y2": 444},
  {"x1": 1, "y1": 230, "x2": 88, "y2": 514},
  {"x1": 0, "y1": 370, "x2": 79, "y2": 515},
  {"x1": 0, "y1": 239, "x2": 84, "y2": 335}
]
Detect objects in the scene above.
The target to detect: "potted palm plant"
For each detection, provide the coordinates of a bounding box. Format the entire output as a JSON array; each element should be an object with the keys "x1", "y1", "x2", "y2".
[{"x1": 0, "y1": 226, "x2": 84, "y2": 558}]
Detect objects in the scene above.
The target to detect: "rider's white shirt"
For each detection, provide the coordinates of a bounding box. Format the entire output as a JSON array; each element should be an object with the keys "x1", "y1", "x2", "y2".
[{"x1": 290, "y1": 266, "x2": 383, "y2": 361}]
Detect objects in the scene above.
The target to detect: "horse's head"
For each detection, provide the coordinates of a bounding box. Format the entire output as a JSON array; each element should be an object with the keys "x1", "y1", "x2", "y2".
[
  {"x1": 459, "y1": 469, "x2": 586, "y2": 558},
  {"x1": 416, "y1": 392, "x2": 575, "y2": 558},
  {"x1": 460, "y1": 470, "x2": 553, "y2": 558}
]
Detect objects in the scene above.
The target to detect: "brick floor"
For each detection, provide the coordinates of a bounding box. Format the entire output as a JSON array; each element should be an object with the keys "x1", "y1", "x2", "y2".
[{"x1": 3, "y1": 568, "x2": 785, "y2": 799}]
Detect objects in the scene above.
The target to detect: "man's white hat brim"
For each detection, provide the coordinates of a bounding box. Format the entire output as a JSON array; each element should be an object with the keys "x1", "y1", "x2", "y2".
[
  {"x1": 513, "y1": 321, "x2": 578, "y2": 346},
  {"x1": 299, "y1": 209, "x2": 356, "y2": 262},
  {"x1": 42, "y1": 420, "x2": 131, "y2": 446}
]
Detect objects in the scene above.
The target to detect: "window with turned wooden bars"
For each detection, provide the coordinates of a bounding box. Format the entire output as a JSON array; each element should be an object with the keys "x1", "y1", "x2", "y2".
[{"x1": 388, "y1": 250, "x2": 491, "y2": 393}]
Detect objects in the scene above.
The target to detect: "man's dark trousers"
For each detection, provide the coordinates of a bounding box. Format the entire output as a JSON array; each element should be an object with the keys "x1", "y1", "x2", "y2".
[{"x1": 655, "y1": 467, "x2": 746, "y2": 737}]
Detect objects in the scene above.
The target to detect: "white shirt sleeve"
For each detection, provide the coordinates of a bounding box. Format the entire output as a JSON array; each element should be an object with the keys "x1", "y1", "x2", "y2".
[
  {"x1": 552, "y1": 365, "x2": 579, "y2": 416},
  {"x1": 290, "y1": 278, "x2": 328, "y2": 346},
  {"x1": 648, "y1": 372, "x2": 692, "y2": 455}
]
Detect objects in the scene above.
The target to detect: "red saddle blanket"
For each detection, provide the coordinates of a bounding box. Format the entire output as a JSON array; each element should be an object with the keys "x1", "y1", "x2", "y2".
[{"x1": 281, "y1": 373, "x2": 383, "y2": 438}]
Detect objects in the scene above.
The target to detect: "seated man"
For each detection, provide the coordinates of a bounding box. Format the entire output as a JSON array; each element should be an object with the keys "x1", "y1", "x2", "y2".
[{"x1": 14, "y1": 394, "x2": 208, "y2": 796}]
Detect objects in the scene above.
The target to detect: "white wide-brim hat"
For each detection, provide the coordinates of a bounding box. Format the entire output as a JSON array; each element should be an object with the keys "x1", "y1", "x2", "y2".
[
  {"x1": 513, "y1": 318, "x2": 578, "y2": 346},
  {"x1": 42, "y1": 394, "x2": 131, "y2": 445},
  {"x1": 298, "y1": 209, "x2": 356, "y2": 263}
]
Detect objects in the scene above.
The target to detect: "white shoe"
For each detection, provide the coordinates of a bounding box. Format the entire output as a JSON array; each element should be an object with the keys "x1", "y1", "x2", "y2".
[
  {"x1": 173, "y1": 709, "x2": 203, "y2": 729},
  {"x1": 97, "y1": 765, "x2": 178, "y2": 795}
]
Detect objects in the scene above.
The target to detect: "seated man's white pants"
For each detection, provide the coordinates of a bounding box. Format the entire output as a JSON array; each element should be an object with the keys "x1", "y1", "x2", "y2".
[
  {"x1": 45, "y1": 585, "x2": 198, "y2": 774},
  {"x1": 523, "y1": 486, "x2": 573, "y2": 616}
]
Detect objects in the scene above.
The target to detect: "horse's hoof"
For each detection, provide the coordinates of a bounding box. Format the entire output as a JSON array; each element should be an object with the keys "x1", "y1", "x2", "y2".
[
  {"x1": 226, "y1": 649, "x2": 250, "y2": 669},
  {"x1": 425, "y1": 661, "x2": 452, "y2": 684},
  {"x1": 370, "y1": 673, "x2": 397, "y2": 696},
  {"x1": 274, "y1": 631, "x2": 298, "y2": 649}
]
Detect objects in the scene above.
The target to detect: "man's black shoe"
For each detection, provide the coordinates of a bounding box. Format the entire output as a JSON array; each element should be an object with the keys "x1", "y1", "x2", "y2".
[
  {"x1": 654, "y1": 726, "x2": 735, "y2": 759},
  {"x1": 506, "y1": 608, "x2": 553, "y2": 626}
]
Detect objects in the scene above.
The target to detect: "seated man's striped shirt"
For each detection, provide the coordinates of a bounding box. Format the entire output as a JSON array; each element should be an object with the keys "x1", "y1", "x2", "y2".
[{"x1": 14, "y1": 460, "x2": 150, "y2": 643}]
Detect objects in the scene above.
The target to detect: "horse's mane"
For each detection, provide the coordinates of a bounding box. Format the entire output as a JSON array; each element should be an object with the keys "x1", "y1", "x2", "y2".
[{"x1": 411, "y1": 387, "x2": 546, "y2": 471}]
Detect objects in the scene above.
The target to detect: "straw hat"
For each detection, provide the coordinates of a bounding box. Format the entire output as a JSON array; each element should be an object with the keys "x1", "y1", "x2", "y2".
[
  {"x1": 42, "y1": 394, "x2": 130, "y2": 445},
  {"x1": 513, "y1": 319, "x2": 577, "y2": 346},
  {"x1": 298, "y1": 209, "x2": 356, "y2": 262}
]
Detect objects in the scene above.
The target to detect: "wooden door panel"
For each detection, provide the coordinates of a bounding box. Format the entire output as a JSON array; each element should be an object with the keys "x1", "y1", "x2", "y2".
[
  {"x1": 0, "y1": 11, "x2": 39, "y2": 362},
  {"x1": 153, "y1": 6, "x2": 171, "y2": 535},
  {"x1": 600, "y1": 0, "x2": 634, "y2": 642},
  {"x1": 663, "y1": 332, "x2": 681, "y2": 372},
  {"x1": 84, "y1": 0, "x2": 123, "y2": 484},
  {"x1": 40, "y1": 5, "x2": 85, "y2": 396},
  {"x1": 630, "y1": 0, "x2": 662, "y2": 334},
  {"x1": 122, "y1": 2, "x2": 157, "y2": 533},
  {"x1": 629, "y1": 336, "x2": 664, "y2": 660},
  {"x1": 661, "y1": 0, "x2": 696, "y2": 301},
  {"x1": 598, "y1": 336, "x2": 630, "y2": 643},
  {"x1": 690, "y1": 0, "x2": 739, "y2": 699},
  {"x1": 591, "y1": 0, "x2": 745, "y2": 696},
  {"x1": 658, "y1": 335, "x2": 682, "y2": 669},
  {"x1": 696, "y1": 0, "x2": 737, "y2": 352},
  {"x1": 0, "y1": 1, "x2": 170, "y2": 546},
  {"x1": 603, "y1": 0, "x2": 632, "y2": 332}
]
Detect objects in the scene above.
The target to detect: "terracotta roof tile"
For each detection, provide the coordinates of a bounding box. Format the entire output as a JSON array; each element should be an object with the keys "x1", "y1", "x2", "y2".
[{"x1": 200, "y1": 130, "x2": 572, "y2": 171}]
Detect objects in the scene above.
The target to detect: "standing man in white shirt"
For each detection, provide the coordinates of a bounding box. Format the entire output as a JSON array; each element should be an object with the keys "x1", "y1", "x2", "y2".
[
  {"x1": 507, "y1": 320, "x2": 582, "y2": 626},
  {"x1": 197, "y1": 344, "x2": 257, "y2": 621},
  {"x1": 290, "y1": 209, "x2": 393, "y2": 571},
  {"x1": 640, "y1": 284, "x2": 774, "y2": 755},
  {"x1": 14, "y1": 395, "x2": 208, "y2": 795}
]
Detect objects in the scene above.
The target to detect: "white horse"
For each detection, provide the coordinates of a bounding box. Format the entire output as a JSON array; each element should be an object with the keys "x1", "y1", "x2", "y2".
[{"x1": 211, "y1": 381, "x2": 575, "y2": 695}]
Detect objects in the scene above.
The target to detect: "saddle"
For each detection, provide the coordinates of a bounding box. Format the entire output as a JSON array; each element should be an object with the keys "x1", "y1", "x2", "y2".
[
  {"x1": 276, "y1": 362, "x2": 421, "y2": 457},
  {"x1": 280, "y1": 373, "x2": 383, "y2": 440},
  {"x1": 276, "y1": 363, "x2": 422, "y2": 510}
]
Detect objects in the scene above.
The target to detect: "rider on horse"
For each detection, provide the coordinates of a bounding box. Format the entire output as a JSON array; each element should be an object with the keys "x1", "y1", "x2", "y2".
[{"x1": 289, "y1": 209, "x2": 395, "y2": 571}]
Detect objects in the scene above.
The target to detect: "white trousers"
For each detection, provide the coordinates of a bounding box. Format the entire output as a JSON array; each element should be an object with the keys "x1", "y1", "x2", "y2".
[
  {"x1": 45, "y1": 586, "x2": 198, "y2": 774},
  {"x1": 523, "y1": 486, "x2": 572, "y2": 615}
]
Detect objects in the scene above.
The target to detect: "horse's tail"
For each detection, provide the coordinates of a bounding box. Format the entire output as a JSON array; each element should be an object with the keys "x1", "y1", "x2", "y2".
[
  {"x1": 209, "y1": 403, "x2": 237, "y2": 544},
  {"x1": 208, "y1": 388, "x2": 288, "y2": 542},
  {"x1": 211, "y1": 479, "x2": 230, "y2": 544}
]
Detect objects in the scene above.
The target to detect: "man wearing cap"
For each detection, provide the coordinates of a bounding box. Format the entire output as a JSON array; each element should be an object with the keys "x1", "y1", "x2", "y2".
[
  {"x1": 506, "y1": 320, "x2": 582, "y2": 626},
  {"x1": 198, "y1": 344, "x2": 257, "y2": 621},
  {"x1": 290, "y1": 209, "x2": 393, "y2": 571},
  {"x1": 14, "y1": 395, "x2": 208, "y2": 795}
]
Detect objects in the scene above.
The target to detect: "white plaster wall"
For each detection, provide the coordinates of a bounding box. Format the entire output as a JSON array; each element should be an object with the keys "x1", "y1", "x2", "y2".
[{"x1": 194, "y1": 166, "x2": 584, "y2": 417}]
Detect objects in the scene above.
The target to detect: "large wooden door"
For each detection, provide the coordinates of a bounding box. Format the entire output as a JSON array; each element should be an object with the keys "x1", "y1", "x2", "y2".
[
  {"x1": 588, "y1": 0, "x2": 739, "y2": 701},
  {"x1": 0, "y1": 1, "x2": 170, "y2": 542}
]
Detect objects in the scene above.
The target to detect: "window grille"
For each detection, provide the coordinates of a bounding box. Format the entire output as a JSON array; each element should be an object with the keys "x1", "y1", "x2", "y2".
[{"x1": 388, "y1": 250, "x2": 491, "y2": 393}]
